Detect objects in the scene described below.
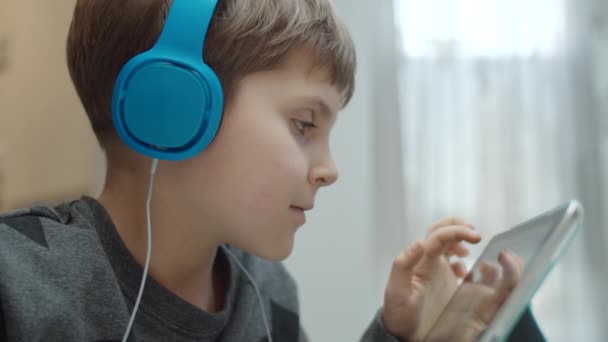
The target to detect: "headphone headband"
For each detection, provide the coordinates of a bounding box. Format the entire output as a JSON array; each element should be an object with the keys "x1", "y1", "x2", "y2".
[{"x1": 155, "y1": 0, "x2": 218, "y2": 60}]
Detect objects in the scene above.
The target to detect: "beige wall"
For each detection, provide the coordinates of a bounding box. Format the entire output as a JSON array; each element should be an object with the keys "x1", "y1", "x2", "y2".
[{"x1": 0, "y1": 0, "x2": 102, "y2": 210}]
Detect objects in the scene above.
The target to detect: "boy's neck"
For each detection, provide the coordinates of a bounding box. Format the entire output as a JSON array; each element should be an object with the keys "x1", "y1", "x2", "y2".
[{"x1": 97, "y1": 170, "x2": 228, "y2": 313}]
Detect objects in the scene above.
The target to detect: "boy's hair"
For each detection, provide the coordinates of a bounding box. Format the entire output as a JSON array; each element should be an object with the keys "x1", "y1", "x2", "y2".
[{"x1": 66, "y1": 0, "x2": 356, "y2": 145}]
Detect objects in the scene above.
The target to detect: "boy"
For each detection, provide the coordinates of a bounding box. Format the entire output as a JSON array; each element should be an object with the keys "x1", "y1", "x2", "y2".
[{"x1": 0, "y1": 0, "x2": 544, "y2": 341}]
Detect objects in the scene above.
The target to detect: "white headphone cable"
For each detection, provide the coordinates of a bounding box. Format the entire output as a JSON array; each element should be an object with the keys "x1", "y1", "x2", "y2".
[
  {"x1": 221, "y1": 245, "x2": 273, "y2": 342},
  {"x1": 122, "y1": 158, "x2": 158, "y2": 342}
]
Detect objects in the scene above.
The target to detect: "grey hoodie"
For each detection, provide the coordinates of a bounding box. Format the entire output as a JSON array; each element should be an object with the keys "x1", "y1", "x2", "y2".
[{"x1": 0, "y1": 197, "x2": 398, "y2": 341}]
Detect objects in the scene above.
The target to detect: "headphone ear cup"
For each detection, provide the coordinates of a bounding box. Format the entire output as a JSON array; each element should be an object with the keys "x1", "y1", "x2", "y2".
[
  {"x1": 122, "y1": 62, "x2": 208, "y2": 148},
  {"x1": 112, "y1": 54, "x2": 224, "y2": 160},
  {"x1": 198, "y1": 62, "x2": 224, "y2": 146}
]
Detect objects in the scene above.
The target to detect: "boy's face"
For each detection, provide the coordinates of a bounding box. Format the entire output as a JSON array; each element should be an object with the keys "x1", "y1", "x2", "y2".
[{"x1": 165, "y1": 53, "x2": 342, "y2": 261}]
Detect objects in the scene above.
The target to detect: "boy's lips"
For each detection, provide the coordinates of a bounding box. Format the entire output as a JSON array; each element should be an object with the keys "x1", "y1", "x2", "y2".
[
  {"x1": 290, "y1": 205, "x2": 313, "y2": 211},
  {"x1": 289, "y1": 205, "x2": 311, "y2": 224}
]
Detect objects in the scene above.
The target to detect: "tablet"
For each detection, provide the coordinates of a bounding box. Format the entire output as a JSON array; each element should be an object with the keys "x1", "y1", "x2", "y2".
[{"x1": 424, "y1": 199, "x2": 583, "y2": 342}]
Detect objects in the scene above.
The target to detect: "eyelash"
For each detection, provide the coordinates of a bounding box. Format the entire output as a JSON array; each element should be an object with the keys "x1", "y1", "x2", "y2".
[{"x1": 292, "y1": 119, "x2": 317, "y2": 136}]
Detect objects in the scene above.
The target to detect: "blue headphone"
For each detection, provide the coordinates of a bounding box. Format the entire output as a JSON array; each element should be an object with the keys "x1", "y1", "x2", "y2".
[{"x1": 112, "y1": 0, "x2": 223, "y2": 161}]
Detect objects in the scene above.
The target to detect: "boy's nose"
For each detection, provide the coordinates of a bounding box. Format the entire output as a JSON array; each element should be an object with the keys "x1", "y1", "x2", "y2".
[{"x1": 310, "y1": 159, "x2": 339, "y2": 188}]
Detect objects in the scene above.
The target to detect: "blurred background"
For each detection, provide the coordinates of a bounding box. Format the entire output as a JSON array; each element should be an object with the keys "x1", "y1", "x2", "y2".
[{"x1": 1, "y1": 0, "x2": 606, "y2": 341}]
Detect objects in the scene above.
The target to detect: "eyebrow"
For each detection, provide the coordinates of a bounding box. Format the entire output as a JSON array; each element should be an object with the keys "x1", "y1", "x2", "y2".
[{"x1": 296, "y1": 96, "x2": 336, "y2": 121}]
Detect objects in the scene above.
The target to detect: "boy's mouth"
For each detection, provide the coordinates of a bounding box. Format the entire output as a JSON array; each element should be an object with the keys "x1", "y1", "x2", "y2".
[
  {"x1": 289, "y1": 205, "x2": 310, "y2": 224},
  {"x1": 290, "y1": 205, "x2": 313, "y2": 211}
]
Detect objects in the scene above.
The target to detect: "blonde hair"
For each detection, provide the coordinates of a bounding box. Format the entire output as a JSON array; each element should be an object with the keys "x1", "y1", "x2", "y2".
[{"x1": 66, "y1": 0, "x2": 356, "y2": 144}]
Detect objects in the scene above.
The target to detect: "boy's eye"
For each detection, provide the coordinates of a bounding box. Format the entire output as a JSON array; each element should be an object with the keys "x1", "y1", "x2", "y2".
[{"x1": 293, "y1": 119, "x2": 317, "y2": 135}]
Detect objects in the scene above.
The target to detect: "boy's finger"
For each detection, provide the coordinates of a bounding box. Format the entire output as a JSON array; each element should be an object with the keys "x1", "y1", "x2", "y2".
[
  {"x1": 479, "y1": 261, "x2": 500, "y2": 286},
  {"x1": 496, "y1": 250, "x2": 523, "y2": 293},
  {"x1": 387, "y1": 240, "x2": 425, "y2": 291},
  {"x1": 427, "y1": 217, "x2": 473, "y2": 236},
  {"x1": 446, "y1": 243, "x2": 470, "y2": 258},
  {"x1": 450, "y1": 261, "x2": 468, "y2": 278},
  {"x1": 463, "y1": 270, "x2": 475, "y2": 283},
  {"x1": 425, "y1": 226, "x2": 482, "y2": 258}
]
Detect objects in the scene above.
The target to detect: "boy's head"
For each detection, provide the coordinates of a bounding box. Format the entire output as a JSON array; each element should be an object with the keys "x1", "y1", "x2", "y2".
[
  {"x1": 67, "y1": 0, "x2": 355, "y2": 146},
  {"x1": 66, "y1": 0, "x2": 356, "y2": 260}
]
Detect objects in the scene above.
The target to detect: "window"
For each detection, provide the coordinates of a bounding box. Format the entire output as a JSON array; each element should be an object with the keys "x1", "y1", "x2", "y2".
[{"x1": 395, "y1": 0, "x2": 566, "y2": 58}]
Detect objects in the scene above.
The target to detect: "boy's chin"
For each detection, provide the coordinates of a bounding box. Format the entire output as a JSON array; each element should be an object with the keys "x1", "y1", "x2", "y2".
[{"x1": 248, "y1": 238, "x2": 295, "y2": 262}]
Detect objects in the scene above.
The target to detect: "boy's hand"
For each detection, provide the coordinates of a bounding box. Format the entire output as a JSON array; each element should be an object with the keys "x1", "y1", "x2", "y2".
[
  {"x1": 381, "y1": 217, "x2": 482, "y2": 341},
  {"x1": 422, "y1": 250, "x2": 524, "y2": 342}
]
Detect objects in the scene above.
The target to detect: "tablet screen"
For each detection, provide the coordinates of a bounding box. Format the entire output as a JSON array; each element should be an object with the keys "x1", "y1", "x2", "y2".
[{"x1": 424, "y1": 202, "x2": 576, "y2": 342}]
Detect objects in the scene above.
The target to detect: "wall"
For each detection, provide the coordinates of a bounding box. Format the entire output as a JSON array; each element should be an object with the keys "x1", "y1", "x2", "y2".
[
  {"x1": 0, "y1": 0, "x2": 99, "y2": 210},
  {"x1": 592, "y1": 0, "x2": 608, "y2": 237},
  {"x1": 591, "y1": 2, "x2": 608, "y2": 339}
]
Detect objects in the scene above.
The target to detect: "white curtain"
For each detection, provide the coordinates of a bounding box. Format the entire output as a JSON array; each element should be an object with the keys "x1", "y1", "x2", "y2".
[{"x1": 372, "y1": 0, "x2": 607, "y2": 340}]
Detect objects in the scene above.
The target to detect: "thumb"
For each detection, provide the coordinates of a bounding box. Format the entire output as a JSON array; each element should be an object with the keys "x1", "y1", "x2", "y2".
[
  {"x1": 386, "y1": 240, "x2": 425, "y2": 293},
  {"x1": 383, "y1": 240, "x2": 426, "y2": 339}
]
